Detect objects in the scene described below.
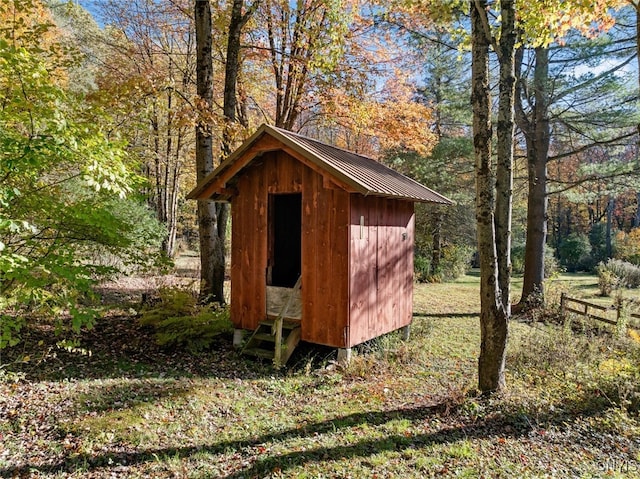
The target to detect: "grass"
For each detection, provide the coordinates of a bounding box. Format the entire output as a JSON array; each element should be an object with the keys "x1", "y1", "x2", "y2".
[{"x1": 1, "y1": 272, "x2": 640, "y2": 478}]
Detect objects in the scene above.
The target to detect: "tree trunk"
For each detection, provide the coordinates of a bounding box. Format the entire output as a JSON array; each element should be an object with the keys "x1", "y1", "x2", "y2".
[
  {"x1": 223, "y1": 0, "x2": 244, "y2": 152},
  {"x1": 519, "y1": 47, "x2": 550, "y2": 307},
  {"x1": 636, "y1": 3, "x2": 640, "y2": 226},
  {"x1": 431, "y1": 209, "x2": 442, "y2": 276},
  {"x1": 195, "y1": 0, "x2": 225, "y2": 303},
  {"x1": 471, "y1": 0, "x2": 508, "y2": 394},
  {"x1": 495, "y1": 0, "x2": 516, "y2": 315},
  {"x1": 606, "y1": 198, "x2": 614, "y2": 258}
]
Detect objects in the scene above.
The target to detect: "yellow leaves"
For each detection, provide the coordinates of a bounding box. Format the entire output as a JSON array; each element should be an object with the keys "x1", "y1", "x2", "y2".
[
  {"x1": 517, "y1": 0, "x2": 626, "y2": 47},
  {"x1": 615, "y1": 228, "x2": 640, "y2": 265},
  {"x1": 599, "y1": 357, "x2": 634, "y2": 376}
]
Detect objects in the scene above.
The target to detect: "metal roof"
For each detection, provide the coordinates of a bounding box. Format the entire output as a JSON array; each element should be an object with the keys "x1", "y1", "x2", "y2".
[{"x1": 188, "y1": 124, "x2": 453, "y2": 205}]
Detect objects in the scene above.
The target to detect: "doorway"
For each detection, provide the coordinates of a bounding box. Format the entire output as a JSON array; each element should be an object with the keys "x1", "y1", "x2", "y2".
[{"x1": 268, "y1": 193, "x2": 302, "y2": 287}]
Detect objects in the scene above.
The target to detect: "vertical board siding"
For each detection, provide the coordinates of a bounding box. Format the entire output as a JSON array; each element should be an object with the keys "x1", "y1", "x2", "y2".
[
  {"x1": 349, "y1": 196, "x2": 415, "y2": 347},
  {"x1": 230, "y1": 161, "x2": 268, "y2": 330},
  {"x1": 230, "y1": 146, "x2": 349, "y2": 346},
  {"x1": 301, "y1": 168, "x2": 350, "y2": 347}
]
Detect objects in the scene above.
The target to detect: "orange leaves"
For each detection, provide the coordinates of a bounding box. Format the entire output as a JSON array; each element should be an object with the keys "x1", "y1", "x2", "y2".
[
  {"x1": 323, "y1": 75, "x2": 437, "y2": 159},
  {"x1": 0, "y1": 0, "x2": 73, "y2": 87}
]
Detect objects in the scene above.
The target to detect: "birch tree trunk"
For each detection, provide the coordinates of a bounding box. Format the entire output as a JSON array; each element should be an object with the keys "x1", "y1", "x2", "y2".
[
  {"x1": 472, "y1": 0, "x2": 508, "y2": 393},
  {"x1": 635, "y1": 2, "x2": 640, "y2": 225},
  {"x1": 195, "y1": 0, "x2": 225, "y2": 303},
  {"x1": 495, "y1": 0, "x2": 516, "y2": 316}
]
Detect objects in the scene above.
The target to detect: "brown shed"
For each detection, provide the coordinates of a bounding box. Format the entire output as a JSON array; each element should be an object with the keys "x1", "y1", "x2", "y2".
[{"x1": 188, "y1": 124, "x2": 452, "y2": 361}]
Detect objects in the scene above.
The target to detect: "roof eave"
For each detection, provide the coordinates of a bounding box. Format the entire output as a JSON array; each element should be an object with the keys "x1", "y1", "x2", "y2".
[{"x1": 186, "y1": 124, "x2": 271, "y2": 200}]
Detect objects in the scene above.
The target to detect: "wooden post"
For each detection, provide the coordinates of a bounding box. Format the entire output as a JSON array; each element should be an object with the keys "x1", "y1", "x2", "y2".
[
  {"x1": 273, "y1": 276, "x2": 302, "y2": 369},
  {"x1": 233, "y1": 329, "x2": 245, "y2": 348},
  {"x1": 401, "y1": 325, "x2": 411, "y2": 341},
  {"x1": 560, "y1": 292, "x2": 566, "y2": 316}
]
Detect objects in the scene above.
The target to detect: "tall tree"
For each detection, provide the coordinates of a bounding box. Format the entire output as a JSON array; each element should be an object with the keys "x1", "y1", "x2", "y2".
[
  {"x1": 223, "y1": 0, "x2": 259, "y2": 149},
  {"x1": 259, "y1": 0, "x2": 351, "y2": 130},
  {"x1": 471, "y1": 0, "x2": 511, "y2": 393},
  {"x1": 91, "y1": 0, "x2": 197, "y2": 258},
  {"x1": 195, "y1": 0, "x2": 259, "y2": 303},
  {"x1": 516, "y1": 46, "x2": 550, "y2": 307},
  {"x1": 194, "y1": 0, "x2": 224, "y2": 303},
  {"x1": 415, "y1": 31, "x2": 474, "y2": 277},
  {"x1": 201, "y1": 0, "x2": 260, "y2": 303},
  {"x1": 495, "y1": 1, "x2": 517, "y2": 316},
  {"x1": 516, "y1": 3, "x2": 634, "y2": 305}
]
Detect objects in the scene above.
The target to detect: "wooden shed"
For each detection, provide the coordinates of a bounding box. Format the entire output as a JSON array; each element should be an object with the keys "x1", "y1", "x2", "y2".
[{"x1": 188, "y1": 124, "x2": 452, "y2": 363}]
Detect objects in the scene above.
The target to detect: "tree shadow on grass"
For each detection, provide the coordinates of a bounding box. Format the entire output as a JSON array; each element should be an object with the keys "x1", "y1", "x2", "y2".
[
  {"x1": 3, "y1": 390, "x2": 636, "y2": 478},
  {"x1": 1, "y1": 311, "x2": 280, "y2": 383},
  {"x1": 70, "y1": 377, "x2": 198, "y2": 414}
]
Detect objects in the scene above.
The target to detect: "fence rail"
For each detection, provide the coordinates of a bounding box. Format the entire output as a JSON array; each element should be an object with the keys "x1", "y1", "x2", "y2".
[{"x1": 560, "y1": 293, "x2": 620, "y2": 326}]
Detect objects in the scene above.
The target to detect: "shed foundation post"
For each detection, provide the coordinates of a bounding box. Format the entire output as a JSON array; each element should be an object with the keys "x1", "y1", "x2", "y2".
[
  {"x1": 401, "y1": 325, "x2": 411, "y2": 341},
  {"x1": 338, "y1": 348, "x2": 351, "y2": 364},
  {"x1": 337, "y1": 348, "x2": 352, "y2": 363},
  {"x1": 233, "y1": 329, "x2": 245, "y2": 348}
]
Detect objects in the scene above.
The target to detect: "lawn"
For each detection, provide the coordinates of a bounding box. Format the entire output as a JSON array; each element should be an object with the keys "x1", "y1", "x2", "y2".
[{"x1": 1, "y1": 273, "x2": 639, "y2": 478}]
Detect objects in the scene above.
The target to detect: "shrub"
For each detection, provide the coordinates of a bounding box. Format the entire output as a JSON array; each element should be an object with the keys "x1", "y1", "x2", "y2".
[
  {"x1": 615, "y1": 228, "x2": 640, "y2": 265},
  {"x1": 597, "y1": 266, "x2": 618, "y2": 297},
  {"x1": 414, "y1": 254, "x2": 431, "y2": 283},
  {"x1": 414, "y1": 244, "x2": 472, "y2": 283},
  {"x1": 597, "y1": 259, "x2": 640, "y2": 289},
  {"x1": 558, "y1": 233, "x2": 592, "y2": 272},
  {"x1": 509, "y1": 322, "x2": 640, "y2": 412},
  {"x1": 589, "y1": 222, "x2": 610, "y2": 265},
  {"x1": 511, "y1": 243, "x2": 559, "y2": 278},
  {"x1": 511, "y1": 243, "x2": 526, "y2": 275},
  {"x1": 438, "y1": 244, "x2": 473, "y2": 281},
  {"x1": 544, "y1": 246, "x2": 560, "y2": 277},
  {"x1": 139, "y1": 287, "x2": 232, "y2": 353}
]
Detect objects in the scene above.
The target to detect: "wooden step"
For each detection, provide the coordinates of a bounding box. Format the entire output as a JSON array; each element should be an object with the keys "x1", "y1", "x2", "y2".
[
  {"x1": 241, "y1": 320, "x2": 301, "y2": 367},
  {"x1": 252, "y1": 332, "x2": 276, "y2": 342}
]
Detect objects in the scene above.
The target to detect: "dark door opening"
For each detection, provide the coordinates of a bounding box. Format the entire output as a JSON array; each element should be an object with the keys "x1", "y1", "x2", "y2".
[{"x1": 269, "y1": 193, "x2": 302, "y2": 287}]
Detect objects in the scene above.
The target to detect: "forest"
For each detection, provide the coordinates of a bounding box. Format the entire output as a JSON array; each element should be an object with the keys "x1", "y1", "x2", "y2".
[{"x1": 2, "y1": 0, "x2": 640, "y2": 477}]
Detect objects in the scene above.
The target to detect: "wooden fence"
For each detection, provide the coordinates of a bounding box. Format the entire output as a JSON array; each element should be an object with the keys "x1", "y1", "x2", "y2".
[{"x1": 560, "y1": 293, "x2": 621, "y2": 326}]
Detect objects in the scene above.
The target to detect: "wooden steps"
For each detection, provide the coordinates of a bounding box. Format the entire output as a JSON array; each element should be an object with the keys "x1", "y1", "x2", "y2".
[{"x1": 241, "y1": 319, "x2": 301, "y2": 366}]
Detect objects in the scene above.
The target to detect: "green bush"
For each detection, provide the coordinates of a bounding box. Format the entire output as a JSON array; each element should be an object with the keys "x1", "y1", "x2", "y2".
[
  {"x1": 511, "y1": 243, "x2": 559, "y2": 277},
  {"x1": 544, "y1": 247, "x2": 560, "y2": 277},
  {"x1": 558, "y1": 233, "x2": 593, "y2": 272},
  {"x1": 415, "y1": 244, "x2": 472, "y2": 283},
  {"x1": 511, "y1": 243, "x2": 526, "y2": 275},
  {"x1": 597, "y1": 267, "x2": 618, "y2": 297},
  {"x1": 414, "y1": 254, "x2": 431, "y2": 283},
  {"x1": 438, "y1": 244, "x2": 473, "y2": 281},
  {"x1": 509, "y1": 321, "x2": 640, "y2": 412},
  {"x1": 589, "y1": 222, "x2": 610, "y2": 265},
  {"x1": 597, "y1": 259, "x2": 640, "y2": 289},
  {"x1": 615, "y1": 228, "x2": 640, "y2": 265},
  {"x1": 139, "y1": 287, "x2": 232, "y2": 353},
  {"x1": 0, "y1": 6, "x2": 166, "y2": 348}
]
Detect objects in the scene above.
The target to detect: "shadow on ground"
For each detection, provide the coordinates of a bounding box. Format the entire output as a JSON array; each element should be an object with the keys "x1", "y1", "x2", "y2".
[{"x1": 2, "y1": 390, "x2": 635, "y2": 478}]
